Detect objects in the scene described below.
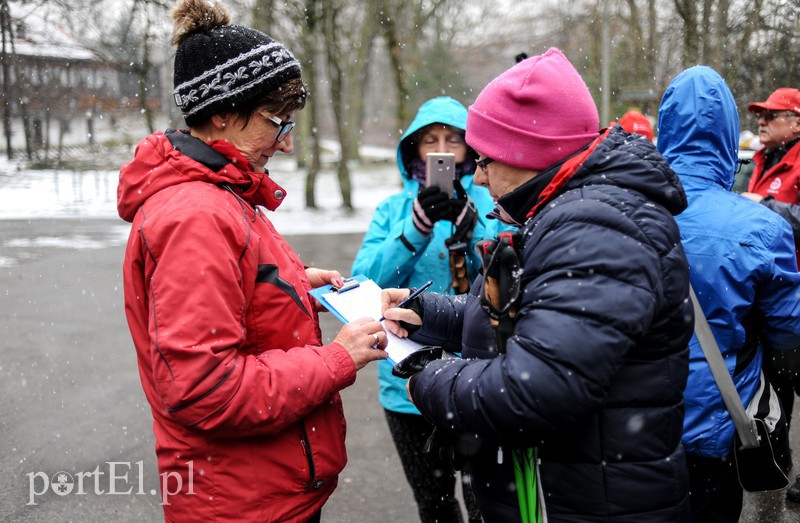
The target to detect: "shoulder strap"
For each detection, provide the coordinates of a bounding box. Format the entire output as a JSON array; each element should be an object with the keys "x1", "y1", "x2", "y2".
[
  {"x1": 478, "y1": 231, "x2": 522, "y2": 353},
  {"x1": 689, "y1": 285, "x2": 760, "y2": 449}
]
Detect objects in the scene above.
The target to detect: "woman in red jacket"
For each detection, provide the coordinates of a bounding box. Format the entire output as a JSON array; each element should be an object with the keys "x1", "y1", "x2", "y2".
[{"x1": 117, "y1": 1, "x2": 387, "y2": 521}]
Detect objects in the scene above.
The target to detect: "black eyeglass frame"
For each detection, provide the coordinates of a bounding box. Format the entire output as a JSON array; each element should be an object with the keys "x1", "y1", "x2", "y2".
[
  {"x1": 476, "y1": 157, "x2": 495, "y2": 171},
  {"x1": 761, "y1": 110, "x2": 800, "y2": 123}
]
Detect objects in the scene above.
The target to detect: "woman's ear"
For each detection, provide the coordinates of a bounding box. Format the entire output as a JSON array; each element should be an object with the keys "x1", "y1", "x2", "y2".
[{"x1": 210, "y1": 113, "x2": 229, "y2": 130}]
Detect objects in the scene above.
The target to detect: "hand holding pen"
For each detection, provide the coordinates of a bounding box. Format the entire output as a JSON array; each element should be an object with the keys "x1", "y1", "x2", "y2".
[{"x1": 380, "y1": 281, "x2": 432, "y2": 338}]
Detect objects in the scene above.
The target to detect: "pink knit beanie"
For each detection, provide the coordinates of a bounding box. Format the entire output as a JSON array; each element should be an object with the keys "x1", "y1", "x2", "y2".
[{"x1": 466, "y1": 48, "x2": 600, "y2": 171}]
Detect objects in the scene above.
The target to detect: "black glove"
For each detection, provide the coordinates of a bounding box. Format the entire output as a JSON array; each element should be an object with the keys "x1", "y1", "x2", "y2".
[
  {"x1": 391, "y1": 345, "x2": 443, "y2": 378},
  {"x1": 413, "y1": 186, "x2": 451, "y2": 235},
  {"x1": 445, "y1": 179, "x2": 478, "y2": 246},
  {"x1": 446, "y1": 196, "x2": 477, "y2": 231}
]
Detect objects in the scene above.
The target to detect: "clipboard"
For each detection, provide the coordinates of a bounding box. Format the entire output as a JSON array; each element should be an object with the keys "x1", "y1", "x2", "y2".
[
  {"x1": 310, "y1": 275, "x2": 425, "y2": 364},
  {"x1": 309, "y1": 274, "x2": 370, "y2": 324}
]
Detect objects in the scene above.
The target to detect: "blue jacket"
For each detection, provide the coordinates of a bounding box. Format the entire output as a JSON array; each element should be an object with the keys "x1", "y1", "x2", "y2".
[
  {"x1": 409, "y1": 126, "x2": 693, "y2": 521},
  {"x1": 657, "y1": 66, "x2": 800, "y2": 458},
  {"x1": 351, "y1": 96, "x2": 512, "y2": 414}
]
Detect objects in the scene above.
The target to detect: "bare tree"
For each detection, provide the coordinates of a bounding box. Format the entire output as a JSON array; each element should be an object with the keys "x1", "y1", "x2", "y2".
[
  {"x1": 299, "y1": 0, "x2": 323, "y2": 208},
  {"x1": 0, "y1": 0, "x2": 14, "y2": 158},
  {"x1": 674, "y1": 0, "x2": 700, "y2": 65},
  {"x1": 252, "y1": 0, "x2": 349, "y2": 208},
  {"x1": 376, "y1": 0, "x2": 451, "y2": 130},
  {"x1": 322, "y1": 0, "x2": 354, "y2": 210},
  {"x1": 90, "y1": 0, "x2": 170, "y2": 135}
]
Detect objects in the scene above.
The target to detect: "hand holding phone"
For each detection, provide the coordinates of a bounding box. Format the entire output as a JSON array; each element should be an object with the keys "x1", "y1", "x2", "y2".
[{"x1": 425, "y1": 152, "x2": 456, "y2": 194}]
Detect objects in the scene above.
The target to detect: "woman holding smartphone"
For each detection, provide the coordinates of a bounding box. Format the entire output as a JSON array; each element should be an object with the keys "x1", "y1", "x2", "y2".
[{"x1": 352, "y1": 96, "x2": 512, "y2": 522}]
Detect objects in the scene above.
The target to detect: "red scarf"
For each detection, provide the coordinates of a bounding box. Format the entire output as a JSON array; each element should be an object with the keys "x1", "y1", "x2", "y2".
[{"x1": 526, "y1": 128, "x2": 612, "y2": 219}]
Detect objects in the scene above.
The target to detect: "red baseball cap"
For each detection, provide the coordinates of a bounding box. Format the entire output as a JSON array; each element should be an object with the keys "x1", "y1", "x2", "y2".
[
  {"x1": 618, "y1": 110, "x2": 654, "y2": 142},
  {"x1": 747, "y1": 88, "x2": 800, "y2": 115}
]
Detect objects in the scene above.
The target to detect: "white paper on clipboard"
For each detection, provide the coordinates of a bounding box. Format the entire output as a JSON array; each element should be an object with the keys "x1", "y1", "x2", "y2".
[{"x1": 320, "y1": 279, "x2": 424, "y2": 364}]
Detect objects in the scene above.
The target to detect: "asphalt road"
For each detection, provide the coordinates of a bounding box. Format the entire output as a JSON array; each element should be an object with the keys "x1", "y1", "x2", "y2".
[{"x1": 0, "y1": 217, "x2": 798, "y2": 522}]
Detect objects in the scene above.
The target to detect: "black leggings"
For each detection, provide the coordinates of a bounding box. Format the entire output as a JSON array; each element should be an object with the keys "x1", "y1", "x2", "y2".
[
  {"x1": 686, "y1": 454, "x2": 742, "y2": 523},
  {"x1": 763, "y1": 346, "x2": 800, "y2": 434},
  {"x1": 384, "y1": 409, "x2": 482, "y2": 523}
]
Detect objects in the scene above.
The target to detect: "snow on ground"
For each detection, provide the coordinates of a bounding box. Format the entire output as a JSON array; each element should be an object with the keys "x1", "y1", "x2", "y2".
[{"x1": 0, "y1": 152, "x2": 401, "y2": 237}]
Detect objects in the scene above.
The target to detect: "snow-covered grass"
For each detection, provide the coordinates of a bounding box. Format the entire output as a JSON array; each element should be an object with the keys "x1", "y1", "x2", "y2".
[{"x1": 0, "y1": 152, "x2": 402, "y2": 237}]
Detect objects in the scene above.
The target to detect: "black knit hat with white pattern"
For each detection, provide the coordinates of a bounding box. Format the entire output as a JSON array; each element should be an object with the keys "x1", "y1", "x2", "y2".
[{"x1": 171, "y1": 0, "x2": 301, "y2": 126}]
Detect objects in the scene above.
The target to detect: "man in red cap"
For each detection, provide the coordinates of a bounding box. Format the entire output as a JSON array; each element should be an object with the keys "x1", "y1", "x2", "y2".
[
  {"x1": 619, "y1": 108, "x2": 654, "y2": 142},
  {"x1": 742, "y1": 88, "x2": 800, "y2": 259},
  {"x1": 742, "y1": 87, "x2": 800, "y2": 504}
]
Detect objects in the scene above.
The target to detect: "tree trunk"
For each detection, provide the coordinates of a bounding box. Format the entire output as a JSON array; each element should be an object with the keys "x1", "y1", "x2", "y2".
[
  {"x1": 675, "y1": 0, "x2": 699, "y2": 66},
  {"x1": 323, "y1": 0, "x2": 353, "y2": 210},
  {"x1": 710, "y1": 0, "x2": 728, "y2": 69},
  {"x1": 343, "y1": 3, "x2": 378, "y2": 163},
  {"x1": 381, "y1": 9, "x2": 411, "y2": 133},
  {"x1": 301, "y1": 0, "x2": 322, "y2": 208},
  {"x1": 252, "y1": 0, "x2": 275, "y2": 33},
  {"x1": 139, "y1": 11, "x2": 155, "y2": 134},
  {"x1": 647, "y1": 0, "x2": 657, "y2": 80},
  {"x1": 0, "y1": 0, "x2": 12, "y2": 159}
]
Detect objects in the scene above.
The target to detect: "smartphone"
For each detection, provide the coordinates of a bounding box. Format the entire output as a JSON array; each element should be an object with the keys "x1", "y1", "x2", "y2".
[{"x1": 425, "y1": 152, "x2": 456, "y2": 193}]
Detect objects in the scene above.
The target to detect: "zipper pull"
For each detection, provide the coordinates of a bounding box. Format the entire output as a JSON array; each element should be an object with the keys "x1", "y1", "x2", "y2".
[{"x1": 497, "y1": 445, "x2": 503, "y2": 464}]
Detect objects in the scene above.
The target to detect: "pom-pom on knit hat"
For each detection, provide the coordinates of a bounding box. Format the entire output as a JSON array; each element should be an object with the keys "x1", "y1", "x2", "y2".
[
  {"x1": 171, "y1": 0, "x2": 302, "y2": 126},
  {"x1": 466, "y1": 48, "x2": 599, "y2": 171}
]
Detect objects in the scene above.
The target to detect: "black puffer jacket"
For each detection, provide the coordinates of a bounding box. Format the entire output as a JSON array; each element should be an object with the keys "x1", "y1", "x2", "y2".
[{"x1": 409, "y1": 126, "x2": 692, "y2": 522}]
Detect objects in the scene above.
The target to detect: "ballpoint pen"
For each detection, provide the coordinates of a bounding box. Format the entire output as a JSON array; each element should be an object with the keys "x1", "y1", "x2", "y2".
[{"x1": 379, "y1": 280, "x2": 433, "y2": 322}]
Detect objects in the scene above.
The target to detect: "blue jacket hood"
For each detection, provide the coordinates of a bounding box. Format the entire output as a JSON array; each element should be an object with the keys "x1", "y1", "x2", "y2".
[
  {"x1": 396, "y1": 96, "x2": 472, "y2": 184},
  {"x1": 657, "y1": 66, "x2": 739, "y2": 191}
]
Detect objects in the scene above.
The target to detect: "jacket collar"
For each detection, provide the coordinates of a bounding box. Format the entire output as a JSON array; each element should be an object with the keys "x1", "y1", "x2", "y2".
[
  {"x1": 493, "y1": 164, "x2": 560, "y2": 226},
  {"x1": 118, "y1": 130, "x2": 289, "y2": 222},
  {"x1": 166, "y1": 129, "x2": 287, "y2": 211},
  {"x1": 762, "y1": 137, "x2": 800, "y2": 172}
]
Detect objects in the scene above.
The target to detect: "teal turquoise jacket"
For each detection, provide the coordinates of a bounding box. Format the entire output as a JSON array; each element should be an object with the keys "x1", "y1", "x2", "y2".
[{"x1": 351, "y1": 96, "x2": 513, "y2": 414}]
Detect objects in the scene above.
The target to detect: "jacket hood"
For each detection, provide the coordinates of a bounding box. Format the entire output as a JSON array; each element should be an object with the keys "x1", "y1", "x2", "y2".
[
  {"x1": 580, "y1": 127, "x2": 687, "y2": 214},
  {"x1": 397, "y1": 96, "x2": 474, "y2": 186},
  {"x1": 657, "y1": 66, "x2": 739, "y2": 191},
  {"x1": 117, "y1": 130, "x2": 287, "y2": 222}
]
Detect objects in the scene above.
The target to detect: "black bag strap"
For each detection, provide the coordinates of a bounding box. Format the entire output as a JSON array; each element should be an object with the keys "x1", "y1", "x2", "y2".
[
  {"x1": 445, "y1": 178, "x2": 478, "y2": 295},
  {"x1": 689, "y1": 285, "x2": 760, "y2": 449},
  {"x1": 477, "y1": 231, "x2": 522, "y2": 353}
]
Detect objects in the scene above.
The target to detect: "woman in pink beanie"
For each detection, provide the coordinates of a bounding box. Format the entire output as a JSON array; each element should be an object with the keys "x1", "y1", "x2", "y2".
[{"x1": 383, "y1": 48, "x2": 692, "y2": 522}]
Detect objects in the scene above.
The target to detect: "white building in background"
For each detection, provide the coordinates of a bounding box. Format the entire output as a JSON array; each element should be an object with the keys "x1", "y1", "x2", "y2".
[{"x1": 0, "y1": 2, "x2": 164, "y2": 155}]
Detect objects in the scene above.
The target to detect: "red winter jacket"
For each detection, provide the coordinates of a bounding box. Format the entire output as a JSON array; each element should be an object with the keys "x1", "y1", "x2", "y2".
[
  {"x1": 117, "y1": 130, "x2": 356, "y2": 522},
  {"x1": 748, "y1": 141, "x2": 800, "y2": 265}
]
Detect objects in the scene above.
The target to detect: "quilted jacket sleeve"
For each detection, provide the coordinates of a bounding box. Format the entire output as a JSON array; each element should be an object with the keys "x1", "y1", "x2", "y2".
[{"x1": 409, "y1": 195, "x2": 667, "y2": 443}]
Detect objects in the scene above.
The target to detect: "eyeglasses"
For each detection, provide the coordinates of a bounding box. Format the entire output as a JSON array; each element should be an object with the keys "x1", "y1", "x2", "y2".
[
  {"x1": 262, "y1": 113, "x2": 295, "y2": 142},
  {"x1": 476, "y1": 157, "x2": 495, "y2": 171},
  {"x1": 761, "y1": 111, "x2": 799, "y2": 122}
]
